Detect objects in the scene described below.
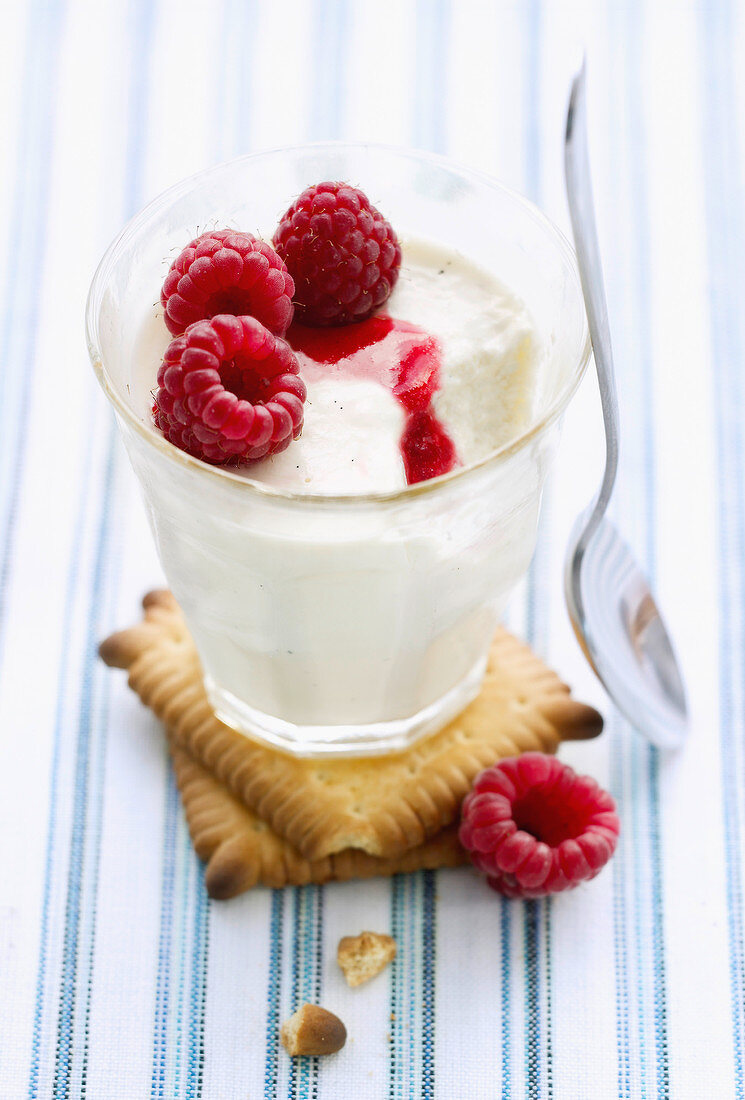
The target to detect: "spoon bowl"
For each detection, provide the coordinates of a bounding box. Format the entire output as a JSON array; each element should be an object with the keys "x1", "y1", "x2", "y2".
[{"x1": 566, "y1": 511, "x2": 688, "y2": 748}]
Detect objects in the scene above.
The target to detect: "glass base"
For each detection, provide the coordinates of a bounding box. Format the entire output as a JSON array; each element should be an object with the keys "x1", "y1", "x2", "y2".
[{"x1": 205, "y1": 656, "x2": 488, "y2": 758}]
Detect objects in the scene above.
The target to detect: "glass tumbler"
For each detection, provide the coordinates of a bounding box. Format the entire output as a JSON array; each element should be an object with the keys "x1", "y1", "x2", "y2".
[{"x1": 87, "y1": 143, "x2": 590, "y2": 757}]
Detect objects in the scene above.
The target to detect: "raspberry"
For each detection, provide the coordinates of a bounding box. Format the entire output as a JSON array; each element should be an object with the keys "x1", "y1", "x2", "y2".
[
  {"x1": 459, "y1": 753, "x2": 620, "y2": 899},
  {"x1": 161, "y1": 230, "x2": 294, "y2": 337},
  {"x1": 273, "y1": 181, "x2": 402, "y2": 326},
  {"x1": 153, "y1": 314, "x2": 306, "y2": 465}
]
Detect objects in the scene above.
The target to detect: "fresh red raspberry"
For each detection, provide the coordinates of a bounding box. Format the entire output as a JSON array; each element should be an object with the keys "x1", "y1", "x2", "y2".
[
  {"x1": 273, "y1": 181, "x2": 402, "y2": 326},
  {"x1": 153, "y1": 314, "x2": 306, "y2": 465},
  {"x1": 459, "y1": 753, "x2": 620, "y2": 899},
  {"x1": 161, "y1": 230, "x2": 294, "y2": 337}
]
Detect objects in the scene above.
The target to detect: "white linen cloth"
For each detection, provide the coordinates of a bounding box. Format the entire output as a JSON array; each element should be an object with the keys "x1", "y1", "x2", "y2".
[{"x1": 0, "y1": 1, "x2": 742, "y2": 1096}]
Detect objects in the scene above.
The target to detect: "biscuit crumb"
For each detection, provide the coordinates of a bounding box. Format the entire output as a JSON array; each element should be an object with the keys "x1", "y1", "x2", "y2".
[
  {"x1": 280, "y1": 1003, "x2": 346, "y2": 1057},
  {"x1": 337, "y1": 931, "x2": 397, "y2": 987}
]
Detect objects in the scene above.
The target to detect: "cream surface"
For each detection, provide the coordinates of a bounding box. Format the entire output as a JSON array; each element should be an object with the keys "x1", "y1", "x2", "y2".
[{"x1": 132, "y1": 238, "x2": 539, "y2": 493}]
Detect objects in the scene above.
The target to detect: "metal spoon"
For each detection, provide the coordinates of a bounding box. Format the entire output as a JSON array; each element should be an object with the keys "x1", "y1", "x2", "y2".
[{"x1": 563, "y1": 61, "x2": 688, "y2": 748}]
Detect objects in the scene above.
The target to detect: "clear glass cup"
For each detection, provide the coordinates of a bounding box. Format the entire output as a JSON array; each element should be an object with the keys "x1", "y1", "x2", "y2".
[{"x1": 87, "y1": 143, "x2": 590, "y2": 757}]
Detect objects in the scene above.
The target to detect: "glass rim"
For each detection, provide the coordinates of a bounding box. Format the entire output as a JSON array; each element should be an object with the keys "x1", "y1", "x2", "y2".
[{"x1": 86, "y1": 140, "x2": 592, "y2": 508}]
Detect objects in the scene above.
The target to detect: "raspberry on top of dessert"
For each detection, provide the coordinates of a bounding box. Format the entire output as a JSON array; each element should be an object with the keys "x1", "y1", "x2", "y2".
[
  {"x1": 273, "y1": 180, "x2": 402, "y2": 326},
  {"x1": 161, "y1": 229, "x2": 295, "y2": 337},
  {"x1": 154, "y1": 314, "x2": 306, "y2": 465}
]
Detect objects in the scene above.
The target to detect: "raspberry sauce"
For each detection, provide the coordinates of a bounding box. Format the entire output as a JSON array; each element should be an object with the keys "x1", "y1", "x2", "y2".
[{"x1": 287, "y1": 316, "x2": 458, "y2": 485}]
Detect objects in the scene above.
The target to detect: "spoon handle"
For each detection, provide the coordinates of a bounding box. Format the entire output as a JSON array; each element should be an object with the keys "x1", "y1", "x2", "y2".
[{"x1": 565, "y1": 60, "x2": 620, "y2": 543}]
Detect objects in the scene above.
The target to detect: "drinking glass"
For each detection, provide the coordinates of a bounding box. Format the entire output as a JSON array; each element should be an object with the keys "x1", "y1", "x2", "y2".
[{"x1": 87, "y1": 143, "x2": 590, "y2": 756}]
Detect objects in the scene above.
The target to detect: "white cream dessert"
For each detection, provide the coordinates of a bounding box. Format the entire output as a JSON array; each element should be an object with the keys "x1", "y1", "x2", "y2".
[
  {"x1": 134, "y1": 239, "x2": 538, "y2": 494},
  {"x1": 123, "y1": 214, "x2": 546, "y2": 750}
]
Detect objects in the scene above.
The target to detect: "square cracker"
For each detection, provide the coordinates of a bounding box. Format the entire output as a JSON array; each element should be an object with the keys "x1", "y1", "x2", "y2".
[
  {"x1": 169, "y1": 740, "x2": 468, "y2": 899},
  {"x1": 101, "y1": 590, "x2": 602, "y2": 862}
]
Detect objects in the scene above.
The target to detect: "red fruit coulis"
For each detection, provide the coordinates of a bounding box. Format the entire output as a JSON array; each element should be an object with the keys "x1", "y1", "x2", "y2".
[{"x1": 287, "y1": 316, "x2": 458, "y2": 485}]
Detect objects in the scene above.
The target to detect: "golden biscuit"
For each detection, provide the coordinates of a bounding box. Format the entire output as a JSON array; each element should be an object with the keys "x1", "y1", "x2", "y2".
[{"x1": 101, "y1": 590, "x2": 602, "y2": 862}]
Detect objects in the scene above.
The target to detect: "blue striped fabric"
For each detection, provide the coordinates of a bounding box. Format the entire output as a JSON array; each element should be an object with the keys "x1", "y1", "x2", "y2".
[
  {"x1": 702, "y1": 2, "x2": 745, "y2": 1095},
  {"x1": 0, "y1": 0, "x2": 66, "y2": 671},
  {"x1": 0, "y1": 1, "x2": 743, "y2": 1096}
]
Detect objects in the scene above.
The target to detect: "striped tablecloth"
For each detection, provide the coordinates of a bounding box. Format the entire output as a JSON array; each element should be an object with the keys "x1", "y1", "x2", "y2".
[{"x1": 1, "y1": 1, "x2": 742, "y2": 1096}]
